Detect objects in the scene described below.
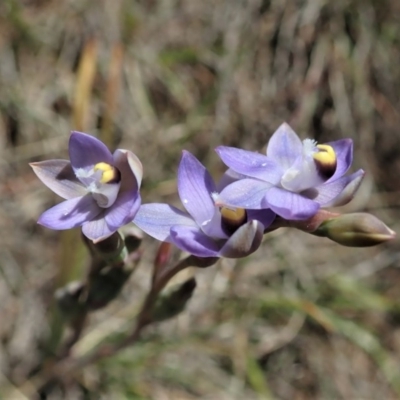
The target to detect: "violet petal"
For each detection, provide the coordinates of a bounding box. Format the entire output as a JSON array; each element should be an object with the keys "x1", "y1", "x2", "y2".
[
  {"x1": 201, "y1": 207, "x2": 228, "y2": 239},
  {"x1": 105, "y1": 192, "x2": 141, "y2": 230},
  {"x1": 113, "y1": 149, "x2": 142, "y2": 191},
  {"x1": 246, "y1": 208, "x2": 276, "y2": 229},
  {"x1": 91, "y1": 181, "x2": 121, "y2": 208},
  {"x1": 281, "y1": 152, "x2": 324, "y2": 193},
  {"x1": 216, "y1": 168, "x2": 245, "y2": 192},
  {"x1": 219, "y1": 220, "x2": 264, "y2": 258},
  {"x1": 218, "y1": 178, "x2": 272, "y2": 209},
  {"x1": 265, "y1": 187, "x2": 320, "y2": 220},
  {"x1": 82, "y1": 216, "x2": 114, "y2": 243},
  {"x1": 315, "y1": 169, "x2": 365, "y2": 207},
  {"x1": 216, "y1": 146, "x2": 282, "y2": 184},
  {"x1": 170, "y1": 225, "x2": 220, "y2": 257},
  {"x1": 30, "y1": 160, "x2": 87, "y2": 199},
  {"x1": 133, "y1": 203, "x2": 196, "y2": 242},
  {"x1": 38, "y1": 195, "x2": 101, "y2": 230},
  {"x1": 178, "y1": 151, "x2": 215, "y2": 225},
  {"x1": 69, "y1": 131, "x2": 113, "y2": 172},
  {"x1": 266, "y1": 123, "x2": 303, "y2": 169}
]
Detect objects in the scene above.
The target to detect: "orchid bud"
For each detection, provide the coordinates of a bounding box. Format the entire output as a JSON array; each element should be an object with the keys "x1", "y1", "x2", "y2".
[
  {"x1": 83, "y1": 231, "x2": 126, "y2": 261},
  {"x1": 86, "y1": 264, "x2": 133, "y2": 310},
  {"x1": 55, "y1": 281, "x2": 86, "y2": 318},
  {"x1": 122, "y1": 226, "x2": 144, "y2": 253},
  {"x1": 152, "y1": 278, "x2": 197, "y2": 322},
  {"x1": 186, "y1": 255, "x2": 219, "y2": 269},
  {"x1": 314, "y1": 213, "x2": 396, "y2": 247}
]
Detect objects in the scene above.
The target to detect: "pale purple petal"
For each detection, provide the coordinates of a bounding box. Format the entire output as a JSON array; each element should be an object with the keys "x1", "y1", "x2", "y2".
[
  {"x1": 73, "y1": 170, "x2": 98, "y2": 188},
  {"x1": 327, "y1": 138, "x2": 353, "y2": 181},
  {"x1": 133, "y1": 203, "x2": 196, "y2": 241},
  {"x1": 265, "y1": 187, "x2": 320, "y2": 220},
  {"x1": 82, "y1": 217, "x2": 113, "y2": 243},
  {"x1": 219, "y1": 220, "x2": 264, "y2": 258},
  {"x1": 105, "y1": 192, "x2": 141, "y2": 230},
  {"x1": 313, "y1": 169, "x2": 365, "y2": 207},
  {"x1": 215, "y1": 146, "x2": 282, "y2": 184},
  {"x1": 113, "y1": 149, "x2": 142, "y2": 191},
  {"x1": 246, "y1": 209, "x2": 276, "y2": 229},
  {"x1": 170, "y1": 225, "x2": 220, "y2": 257},
  {"x1": 178, "y1": 151, "x2": 215, "y2": 225},
  {"x1": 216, "y1": 168, "x2": 244, "y2": 191},
  {"x1": 280, "y1": 153, "x2": 324, "y2": 193},
  {"x1": 218, "y1": 178, "x2": 272, "y2": 209},
  {"x1": 201, "y1": 207, "x2": 228, "y2": 239},
  {"x1": 38, "y1": 195, "x2": 101, "y2": 230},
  {"x1": 30, "y1": 160, "x2": 87, "y2": 199},
  {"x1": 266, "y1": 123, "x2": 302, "y2": 169},
  {"x1": 91, "y1": 182, "x2": 121, "y2": 208},
  {"x1": 69, "y1": 131, "x2": 113, "y2": 171},
  {"x1": 94, "y1": 149, "x2": 142, "y2": 229}
]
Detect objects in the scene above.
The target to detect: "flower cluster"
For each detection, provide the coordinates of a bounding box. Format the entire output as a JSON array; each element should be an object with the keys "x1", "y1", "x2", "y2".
[{"x1": 32, "y1": 125, "x2": 392, "y2": 257}]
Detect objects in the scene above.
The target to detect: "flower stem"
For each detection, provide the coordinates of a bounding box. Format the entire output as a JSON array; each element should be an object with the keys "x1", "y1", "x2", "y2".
[{"x1": 14, "y1": 255, "x2": 217, "y2": 398}]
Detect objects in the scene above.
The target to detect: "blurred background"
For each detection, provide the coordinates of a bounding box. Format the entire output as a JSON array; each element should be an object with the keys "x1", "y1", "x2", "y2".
[{"x1": 1, "y1": 0, "x2": 400, "y2": 399}]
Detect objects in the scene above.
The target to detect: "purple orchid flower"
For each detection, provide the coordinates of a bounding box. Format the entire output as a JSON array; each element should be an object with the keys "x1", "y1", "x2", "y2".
[
  {"x1": 216, "y1": 123, "x2": 364, "y2": 220},
  {"x1": 30, "y1": 131, "x2": 142, "y2": 242},
  {"x1": 133, "y1": 151, "x2": 275, "y2": 258}
]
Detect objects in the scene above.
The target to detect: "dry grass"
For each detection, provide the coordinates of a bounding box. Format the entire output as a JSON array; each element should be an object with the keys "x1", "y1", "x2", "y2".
[{"x1": 1, "y1": 0, "x2": 400, "y2": 398}]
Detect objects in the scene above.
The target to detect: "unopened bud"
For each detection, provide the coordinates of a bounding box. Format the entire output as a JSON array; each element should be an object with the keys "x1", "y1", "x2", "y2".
[
  {"x1": 83, "y1": 231, "x2": 126, "y2": 261},
  {"x1": 186, "y1": 255, "x2": 219, "y2": 268},
  {"x1": 85, "y1": 265, "x2": 132, "y2": 310},
  {"x1": 314, "y1": 213, "x2": 396, "y2": 247},
  {"x1": 55, "y1": 281, "x2": 86, "y2": 317},
  {"x1": 122, "y1": 226, "x2": 143, "y2": 253},
  {"x1": 152, "y1": 278, "x2": 197, "y2": 322}
]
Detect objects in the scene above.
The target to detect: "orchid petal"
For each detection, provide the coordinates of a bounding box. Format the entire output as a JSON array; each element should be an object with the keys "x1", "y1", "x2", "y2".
[
  {"x1": 30, "y1": 160, "x2": 86, "y2": 199},
  {"x1": 280, "y1": 142, "x2": 324, "y2": 192},
  {"x1": 265, "y1": 187, "x2": 320, "y2": 220},
  {"x1": 91, "y1": 181, "x2": 121, "y2": 208},
  {"x1": 201, "y1": 207, "x2": 228, "y2": 239},
  {"x1": 38, "y1": 195, "x2": 101, "y2": 230},
  {"x1": 246, "y1": 208, "x2": 276, "y2": 229},
  {"x1": 178, "y1": 151, "x2": 216, "y2": 225},
  {"x1": 105, "y1": 192, "x2": 141, "y2": 230},
  {"x1": 216, "y1": 168, "x2": 245, "y2": 191},
  {"x1": 133, "y1": 203, "x2": 196, "y2": 242},
  {"x1": 219, "y1": 220, "x2": 264, "y2": 258},
  {"x1": 170, "y1": 225, "x2": 220, "y2": 257},
  {"x1": 69, "y1": 131, "x2": 113, "y2": 171},
  {"x1": 327, "y1": 138, "x2": 353, "y2": 181},
  {"x1": 313, "y1": 169, "x2": 365, "y2": 207},
  {"x1": 113, "y1": 149, "x2": 142, "y2": 190},
  {"x1": 266, "y1": 123, "x2": 303, "y2": 169},
  {"x1": 218, "y1": 178, "x2": 271, "y2": 209},
  {"x1": 82, "y1": 216, "x2": 114, "y2": 243},
  {"x1": 215, "y1": 146, "x2": 282, "y2": 184}
]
